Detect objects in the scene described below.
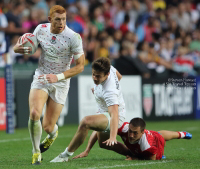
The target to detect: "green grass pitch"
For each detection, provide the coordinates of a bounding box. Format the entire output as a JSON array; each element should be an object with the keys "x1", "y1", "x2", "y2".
[{"x1": 0, "y1": 120, "x2": 199, "y2": 169}]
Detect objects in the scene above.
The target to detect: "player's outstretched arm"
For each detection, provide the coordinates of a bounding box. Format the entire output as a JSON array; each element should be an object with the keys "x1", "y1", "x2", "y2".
[
  {"x1": 73, "y1": 131, "x2": 98, "y2": 159},
  {"x1": 103, "y1": 105, "x2": 119, "y2": 146}
]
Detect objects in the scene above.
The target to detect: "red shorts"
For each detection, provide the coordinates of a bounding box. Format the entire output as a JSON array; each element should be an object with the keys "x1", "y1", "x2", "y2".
[{"x1": 151, "y1": 131, "x2": 165, "y2": 160}]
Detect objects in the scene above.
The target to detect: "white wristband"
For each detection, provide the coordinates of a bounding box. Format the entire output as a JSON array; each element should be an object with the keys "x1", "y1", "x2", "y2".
[{"x1": 56, "y1": 73, "x2": 65, "y2": 81}]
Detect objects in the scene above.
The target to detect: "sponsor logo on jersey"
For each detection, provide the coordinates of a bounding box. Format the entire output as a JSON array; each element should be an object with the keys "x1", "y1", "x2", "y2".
[
  {"x1": 50, "y1": 36, "x2": 56, "y2": 44},
  {"x1": 143, "y1": 84, "x2": 153, "y2": 117}
]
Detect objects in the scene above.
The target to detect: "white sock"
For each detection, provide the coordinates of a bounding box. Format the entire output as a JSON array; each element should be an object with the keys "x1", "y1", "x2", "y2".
[
  {"x1": 179, "y1": 132, "x2": 185, "y2": 138},
  {"x1": 61, "y1": 147, "x2": 74, "y2": 157},
  {"x1": 28, "y1": 118, "x2": 42, "y2": 154},
  {"x1": 48, "y1": 124, "x2": 58, "y2": 139}
]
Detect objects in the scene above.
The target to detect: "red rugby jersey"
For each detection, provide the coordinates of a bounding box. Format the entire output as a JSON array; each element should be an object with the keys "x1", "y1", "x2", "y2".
[{"x1": 118, "y1": 123, "x2": 165, "y2": 160}]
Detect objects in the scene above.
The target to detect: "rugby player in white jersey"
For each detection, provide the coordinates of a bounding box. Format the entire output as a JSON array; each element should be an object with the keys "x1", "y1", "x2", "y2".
[
  {"x1": 50, "y1": 57, "x2": 132, "y2": 162},
  {"x1": 13, "y1": 5, "x2": 85, "y2": 165}
]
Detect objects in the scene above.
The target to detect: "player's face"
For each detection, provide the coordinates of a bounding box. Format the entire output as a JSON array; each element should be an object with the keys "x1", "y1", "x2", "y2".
[
  {"x1": 128, "y1": 124, "x2": 144, "y2": 144},
  {"x1": 92, "y1": 69, "x2": 109, "y2": 85},
  {"x1": 49, "y1": 12, "x2": 66, "y2": 34}
]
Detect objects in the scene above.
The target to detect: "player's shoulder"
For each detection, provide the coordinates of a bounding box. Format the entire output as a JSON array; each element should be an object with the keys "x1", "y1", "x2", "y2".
[
  {"x1": 145, "y1": 129, "x2": 158, "y2": 136},
  {"x1": 64, "y1": 26, "x2": 82, "y2": 40},
  {"x1": 34, "y1": 23, "x2": 49, "y2": 32},
  {"x1": 110, "y1": 65, "x2": 117, "y2": 73},
  {"x1": 139, "y1": 132, "x2": 151, "y2": 151},
  {"x1": 102, "y1": 79, "x2": 116, "y2": 93},
  {"x1": 104, "y1": 66, "x2": 119, "y2": 91},
  {"x1": 144, "y1": 129, "x2": 153, "y2": 137},
  {"x1": 118, "y1": 122, "x2": 129, "y2": 134},
  {"x1": 40, "y1": 23, "x2": 49, "y2": 28},
  {"x1": 37, "y1": 23, "x2": 49, "y2": 29},
  {"x1": 143, "y1": 130, "x2": 155, "y2": 144}
]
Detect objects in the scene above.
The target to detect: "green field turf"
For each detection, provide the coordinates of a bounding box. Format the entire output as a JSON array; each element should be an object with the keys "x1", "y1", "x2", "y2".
[{"x1": 0, "y1": 120, "x2": 199, "y2": 169}]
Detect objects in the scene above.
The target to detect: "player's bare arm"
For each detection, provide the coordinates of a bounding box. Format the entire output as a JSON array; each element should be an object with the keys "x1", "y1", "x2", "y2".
[
  {"x1": 103, "y1": 104, "x2": 119, "y2": 146},
  {"x1": 13, "y1": 37, "x2": 32, "y2": 54},
  {"x1": 38, "y1": 54, "x2": 85, "y2": 84},
  {"x1": 63, "y1": 54, "x2": 85, "y2": 79},
  {"x1": 73, "y1": 131, "x2": 98, "y2": 159},
  {"x1": 116, "y1": 70, "x2": 122, "y2": 81}
]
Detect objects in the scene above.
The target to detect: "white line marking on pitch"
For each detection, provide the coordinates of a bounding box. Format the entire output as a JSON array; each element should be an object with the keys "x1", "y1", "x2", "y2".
[
  {"x1": 0, "y1": 137, "x2": 30, "y2": 143},
  {"x1": 185, "y1": 127, "x2": 199, "y2": 131},
  {"x1": 84, "y1": 160, "x2": 173, "y2": 169},
  {"x1": 0, "y1": 135, "x2": 72, "y2": 143}
]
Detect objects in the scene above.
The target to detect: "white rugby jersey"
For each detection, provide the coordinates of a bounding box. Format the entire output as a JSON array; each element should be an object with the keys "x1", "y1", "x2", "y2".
[
  {"x1": 33, "y1": 23, "x2": 84, "y2": 85},
  {"x1": 94, "y1": 66, "x2": 126, "y2": 118}
]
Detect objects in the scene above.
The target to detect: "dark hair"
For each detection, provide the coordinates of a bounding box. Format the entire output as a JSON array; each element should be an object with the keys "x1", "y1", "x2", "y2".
[
  {"x1": 92, "y1": 57, "x2": 111, "y2": 75},
  {"x1": 124, "y1": 13, "x2": 130, "y2": 23},
  {"x1": 13, "y1": 2, "x2": 23, "y2": 8},
  {"x1": 136, "y1": 41, "x2": 146, "y2": 51},
  {"x1": 152, "y1": 32, "x2": 160, "y2": 41},
  {"x1": 130, "y1": 118, "x2": 146, "y2": 132},
  {"x1": 149, "y1": 42, "x2": 154, "y2": 48}
]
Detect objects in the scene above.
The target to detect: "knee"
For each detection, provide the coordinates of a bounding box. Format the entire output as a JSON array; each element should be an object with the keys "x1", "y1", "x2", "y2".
[
  {"x1": 79, "y1": 116, "x2": 93, "y2": 130},
  {"x1": 30, "y1": 108, "x2": 40, "y2": 120}
]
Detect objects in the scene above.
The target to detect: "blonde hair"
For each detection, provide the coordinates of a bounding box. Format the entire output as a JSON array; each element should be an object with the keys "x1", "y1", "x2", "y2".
[{"x1": 49, "y1": 5, "x2": 66, "y2": 18}]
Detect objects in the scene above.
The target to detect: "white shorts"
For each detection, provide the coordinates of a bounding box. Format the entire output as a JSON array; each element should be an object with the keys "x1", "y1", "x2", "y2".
[
  {"x1": 101, "y1": 112, "x2": 125, "y2": 132},
  {"x1": 31, "y1": 75, "x2": 69, "y2": 105}
]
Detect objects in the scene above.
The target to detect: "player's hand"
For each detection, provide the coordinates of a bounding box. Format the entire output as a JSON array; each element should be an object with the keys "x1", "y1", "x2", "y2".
[
  {"x1": 91, "y1": 88, "x2": 94, "y2": 94},
  {"x1": 13, "y1": 37, "x2": 32, "y2": 54},
  {"x1": 125, "y1": 155, "x2": 133, "y2": 160},
  {"x1": 38, "y1": 74, "x2": 58, "y2": 84},
  {"x1": 125, "y1": 155, "x2": 138, "y2": 160},
  {"x1": 102, "y1": 138, "x2": 117, "y2": 146},
  {"x1": 72, "y1": 151, "x2": 88, "y2": 159}
]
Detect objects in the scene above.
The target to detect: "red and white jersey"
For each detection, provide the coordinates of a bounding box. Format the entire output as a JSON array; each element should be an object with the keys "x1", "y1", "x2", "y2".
[
  {"x1": 118, "y1": 123, "x2": 165, "y2": 160},
  {"x1": 33, "y1": 23, "x2": 84, "y2": 86},
  {"x1": 94, "y1": 66, "x2": 126, "y2": 118}
]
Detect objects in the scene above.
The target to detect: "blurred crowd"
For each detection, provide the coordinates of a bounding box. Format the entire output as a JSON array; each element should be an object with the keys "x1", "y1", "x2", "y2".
[{"x1": 1, "y1": 0, "x2": 200, "y2": 78}]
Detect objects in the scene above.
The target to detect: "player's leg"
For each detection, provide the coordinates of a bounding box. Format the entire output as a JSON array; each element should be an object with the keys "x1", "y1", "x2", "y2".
[
  {"x1": 68, "y1": 114, "x2": 108, "y2": 152},
  {"x1": 50, "y1": 114, "x2": 109, "y2": 162},
  {"x1": 29, "y1": 89, "x2": 48, "y2": 164},
  {"x1": 40, "y1": 97, "x2": 63, "y2": 153},
  {"x1": 40, "y1": 83, "x2": 69, "y2": 153},
  {"x1": 158, "y1": 130, "x2": 192, "y2": 141},
  {"x1": 97, "y1": 132, "x2": 132, "y2": 156}
]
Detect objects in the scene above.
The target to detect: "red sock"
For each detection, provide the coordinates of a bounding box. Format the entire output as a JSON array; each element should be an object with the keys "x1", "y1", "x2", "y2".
[{"x1": 177, "y1": 132, "x2": 181, "y2": 139}]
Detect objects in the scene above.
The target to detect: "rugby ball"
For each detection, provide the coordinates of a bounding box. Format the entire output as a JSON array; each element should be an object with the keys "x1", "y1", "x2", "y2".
[{"x1": 20, "y1": 33, "x2": 38, "y2": 56}]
